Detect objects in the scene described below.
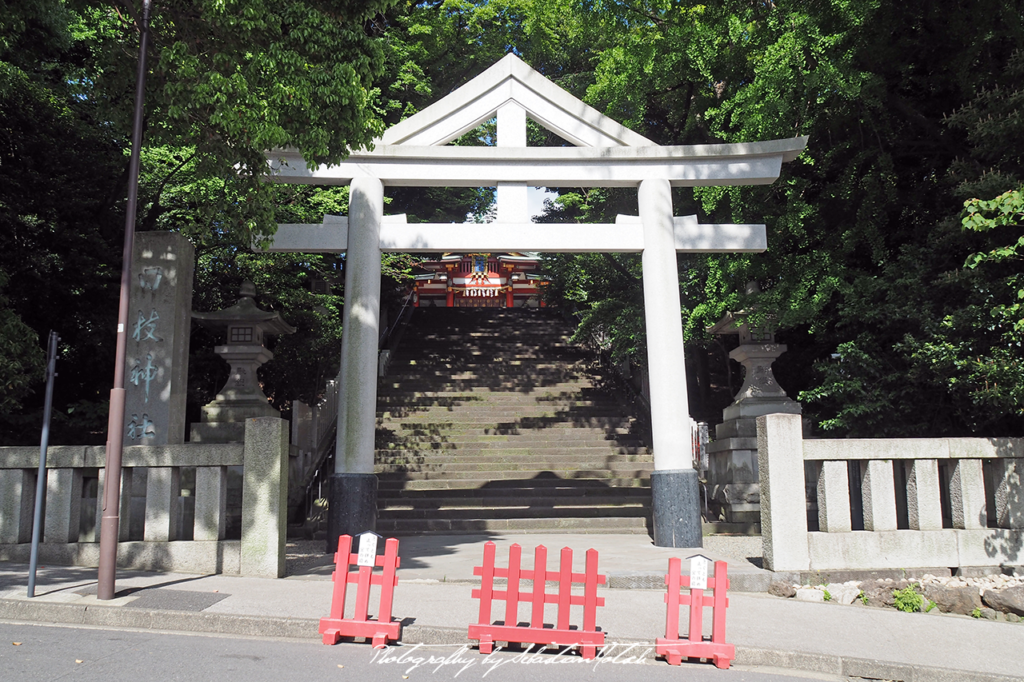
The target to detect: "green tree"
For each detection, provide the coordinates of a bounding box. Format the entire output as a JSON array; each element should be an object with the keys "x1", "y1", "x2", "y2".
[
  {"x1": 526, "y1": 1, "x2": 1024, "y2": 436},
  {"x1": 0, "y1": 0, "x2": 399, "y2": 443},
  {"x1": 0, "y1": 272, "x2": 45, "y2": 414},
  {"x1": 75, "y1": 0, "x2": 398, "y2": 240}
]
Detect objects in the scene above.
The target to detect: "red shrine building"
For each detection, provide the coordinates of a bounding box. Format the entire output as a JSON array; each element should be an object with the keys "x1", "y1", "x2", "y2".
[{"x1": 411, "y1": 253, "x2": 548, "y2": 308}]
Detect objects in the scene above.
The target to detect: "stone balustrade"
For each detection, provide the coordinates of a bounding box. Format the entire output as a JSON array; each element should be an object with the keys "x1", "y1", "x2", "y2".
[
  {"x1": 0, "y1": 417, "x2": 288, "y2": 578},
  {"x1": 758, "y1": 414, "x2": 1023, "y2": 572}
]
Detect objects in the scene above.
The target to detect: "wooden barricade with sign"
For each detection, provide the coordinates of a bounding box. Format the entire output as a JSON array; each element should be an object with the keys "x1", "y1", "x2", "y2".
[
  {"x1": 656, "y1": 557, "x2": 735, "y2": 669},
  {"x1": 468, "y1": 541, "x2": 606, "y2": 660},
  {"x1": 319, "y1": 534, "x2": 401, "y2": 647}
]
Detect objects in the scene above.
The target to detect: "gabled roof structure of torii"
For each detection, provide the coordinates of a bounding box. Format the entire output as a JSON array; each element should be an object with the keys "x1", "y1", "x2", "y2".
[
  {"x1": 260, "y1": 54, "x2": 807, "y2": 550},
  {"x1": 266, "y1": 54, "x2": 806, "y2": 254}
]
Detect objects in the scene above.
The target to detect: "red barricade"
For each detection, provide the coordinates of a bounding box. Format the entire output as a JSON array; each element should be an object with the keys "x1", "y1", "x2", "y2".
[
  {"x1": 468, "y1": 541, "x2": 606, "y2": 660},
  {"x1": 656, "y1": 558, "x2": 735, "y2": 669},
  {"x1": 319, "y1": 535, "x2": 401, "y2": 647}
]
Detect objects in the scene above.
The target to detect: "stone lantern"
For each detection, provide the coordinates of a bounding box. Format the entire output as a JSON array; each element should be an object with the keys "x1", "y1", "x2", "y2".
[
  {"x1": 190, "y1": 281, "x2": 296, "y2": 443},
  {"x1": 706, "y1": 282, "x2": 801, "y2": 525}
]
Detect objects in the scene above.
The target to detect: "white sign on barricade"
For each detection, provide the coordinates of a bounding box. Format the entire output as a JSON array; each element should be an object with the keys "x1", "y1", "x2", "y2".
[
  {"x1": 357, "y1": 532, "x2": 380, "y2": 567},
  {"x1": 688, "y1": 554, "x2": 710, "y2": 590}
]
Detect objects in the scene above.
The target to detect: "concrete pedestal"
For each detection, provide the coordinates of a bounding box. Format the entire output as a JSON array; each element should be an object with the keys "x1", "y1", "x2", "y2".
[
  {"x1": 651, "y1": 469, "x2": 703, "y2": 548},
  {"x1": 326, "y1": 473, "x2": 377, "y2": 552}
]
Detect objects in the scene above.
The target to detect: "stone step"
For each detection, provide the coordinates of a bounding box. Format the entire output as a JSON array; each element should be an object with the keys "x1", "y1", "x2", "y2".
[
  {"x1": 379, "y1": 486, "x2": 652, "y2": 501},
  {"x1": 378, "y1": 405, "x2": 632, "y2": 417},
  {"x1": 392, "y1": 348, "x2": 583, "y2": 358},
  {"x1": 376, "y1": 417, "x2": 634, "y2": 428},
  {"x1": 379, "y1": 417, "x2": 635, "y2": 428},
  {"x1": 375, "y1": 451, "x2": 653, "y2": 464},
  {"x1": 377, "y1": 443, "x2": 648, "y2": 454},
  {"x1": 377, "y1": 504, "x2": 650, "y2": 520},
  {"x1": 379, "y1": 399, "x2": 629, "y2": 409},
  {"x1": 379, "y1": 418, "x2": 631, "y2": 427},
  {"x1": 376, "y1": 396, "x2": 617, "y2": 408},
  {"x1": 379, "y1": 381, "x2": 599, "y2": 392},
  {"x1": 377, "y1": 386, "x2": 606, "y2": 397},
  {"x1": 376, "y1": 476, "x2": 651, "y2": 490},
  {"x1": 387, "y1": 360, "x2": 589, "y2": 368},
  {"x1": 375, "y1": 460, "x2": 655, "y2": 474},
  {"x1": 374, "y1": 448, "x2": 647, "y2": 464},
  {"x1": 376, "y1": 449, "x2": 651, "y2": 463},
  {"x1": 378, "y1": 494, "x2": 650, "y2": 510},
  {"x1": 377, "y1": 429, "x2": 643, "y2": 442},
  {"x1": 407, "y1": 322, "x2": 569, "y2": 329},
  {"x1": 398, "y1": 337, "x2": 573, "y2": 346},
  {"x1": 377, "y1": 442, "x2": 644, "y2": 455},
  {"x1": 375, "y1": 466, "x2": 653, "y2": 481},
  {"x1": 392, "y1": 355, "x2": 584, "y2": 364},
  {"x1": 393, "y1": 347, "x2": 583, "y2": 355},
  {"x1": 375, "y1": 517, "x2": 651, "y2": 534},
  {"x1": 378, "y1": 401, "x2": 622, "y2": 411},
  {"x1": 376, "y1": 396, "x2": 621, "y2": 408},
  {"x1": 395, "y1": 340, "x2": 578, "y2": 348},
  {"x1": 380, "y1": 378, "x2": 593, "y2": 389}
]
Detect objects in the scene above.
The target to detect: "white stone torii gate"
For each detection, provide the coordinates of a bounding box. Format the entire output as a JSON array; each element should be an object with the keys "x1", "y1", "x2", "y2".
[{"x1": 262, "y1": 55, "x2": 806, "y2": 548}]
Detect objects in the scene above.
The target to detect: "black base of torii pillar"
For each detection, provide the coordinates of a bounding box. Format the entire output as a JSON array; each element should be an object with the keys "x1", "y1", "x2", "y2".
[
  {"x1": 326, "y1": 473, "x2": 377, "y2": 548},
  {"x1": 652, "y1": 470, "x2": 703, "y2": 547}
]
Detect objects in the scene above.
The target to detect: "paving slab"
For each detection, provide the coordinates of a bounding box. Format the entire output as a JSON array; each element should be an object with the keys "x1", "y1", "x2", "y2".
[{"x1": 285, "y1": 533, "x2": 772, "y2": 591}]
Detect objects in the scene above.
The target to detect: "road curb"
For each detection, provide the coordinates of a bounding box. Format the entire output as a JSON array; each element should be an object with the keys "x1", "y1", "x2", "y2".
[
  {"x1": 0, "y1": 598, "x2": 1017, "y2": 682},
  {"x1": 0, "y1": 598, "x2": 317, "y2": 640}
]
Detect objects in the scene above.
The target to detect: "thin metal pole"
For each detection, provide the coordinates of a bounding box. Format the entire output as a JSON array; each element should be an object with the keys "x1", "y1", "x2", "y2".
[
  {"x1": 98, "y1": 0, "x2": 152, "y2": 601},
  {"x1": 27, "y1": 331, "x2": 60, "y2": 598}
]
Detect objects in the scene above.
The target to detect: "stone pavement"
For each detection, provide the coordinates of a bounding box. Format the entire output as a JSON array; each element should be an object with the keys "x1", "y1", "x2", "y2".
[{"x1": 0, "y1": 533, "x2": 1020, "y2": 682}]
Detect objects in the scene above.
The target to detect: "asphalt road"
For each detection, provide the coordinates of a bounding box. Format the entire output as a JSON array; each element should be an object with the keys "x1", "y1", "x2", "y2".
[{"x1": 0, "y1": 622, "x2": 841, "y2": 682}]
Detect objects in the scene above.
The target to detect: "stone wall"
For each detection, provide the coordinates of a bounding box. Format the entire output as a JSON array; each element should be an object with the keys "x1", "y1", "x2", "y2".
[
  {"x1": 0, "y1": 418, "x2": 287, "y2": 577},
  {"x1": 758, "y1": 414, "x2": 1023, "y2": 572}
]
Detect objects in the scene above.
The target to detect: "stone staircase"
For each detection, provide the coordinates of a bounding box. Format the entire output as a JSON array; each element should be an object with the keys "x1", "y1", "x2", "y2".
[{"x1": 374, "y1": 307, "x2": 653, "y2": 534}]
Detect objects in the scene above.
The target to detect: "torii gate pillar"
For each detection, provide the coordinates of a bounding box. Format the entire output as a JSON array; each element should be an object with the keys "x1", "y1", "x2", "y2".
[
  {"x1": 640, "y1": 179, "x2": 701, "y2": 547},
  {"x1": 327, "y1": 177, "x2": 382, "y2": 542}
]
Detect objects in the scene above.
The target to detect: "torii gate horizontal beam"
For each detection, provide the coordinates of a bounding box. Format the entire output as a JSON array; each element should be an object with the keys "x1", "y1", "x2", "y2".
[
  {"x1": 267, "y1": 137, "x2": 807, "y2": 188},
  {"x1": 260, "y1": 215, "x2": 767, "y2": 254}
]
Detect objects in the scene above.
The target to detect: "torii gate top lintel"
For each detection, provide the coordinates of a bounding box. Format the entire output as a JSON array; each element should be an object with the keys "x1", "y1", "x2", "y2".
[{"x1": 266, "y1": 53, "x2": 807, "y2": 189}]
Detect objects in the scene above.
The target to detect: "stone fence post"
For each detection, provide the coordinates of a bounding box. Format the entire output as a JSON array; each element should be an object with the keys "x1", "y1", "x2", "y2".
[
  {"x1": 756, "y1": 414, "x2": 809, "y2": 571},
  {"x1": 0, "y1": 469, "x2": 34, "y2": 543},
  {"x1": 240, "y1": 417, "x2": 289, "y2": 578}
]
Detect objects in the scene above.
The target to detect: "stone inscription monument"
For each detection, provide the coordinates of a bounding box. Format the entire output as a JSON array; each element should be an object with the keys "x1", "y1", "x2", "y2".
[{"x1": 124, "y1": 231, "x2": 195, "y2": 445}]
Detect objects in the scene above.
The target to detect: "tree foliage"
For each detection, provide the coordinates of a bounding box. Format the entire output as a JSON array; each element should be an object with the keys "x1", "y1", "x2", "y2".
[
  {"x1": 528, "y1": 0, "x2": 1024, "y2": 436},
  {"x1": 0, "y1": 0, "x2": 396, "y2": 443},
  {"x1": 4, "y1": 0, "x2": 1024, "y2": 444}
]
